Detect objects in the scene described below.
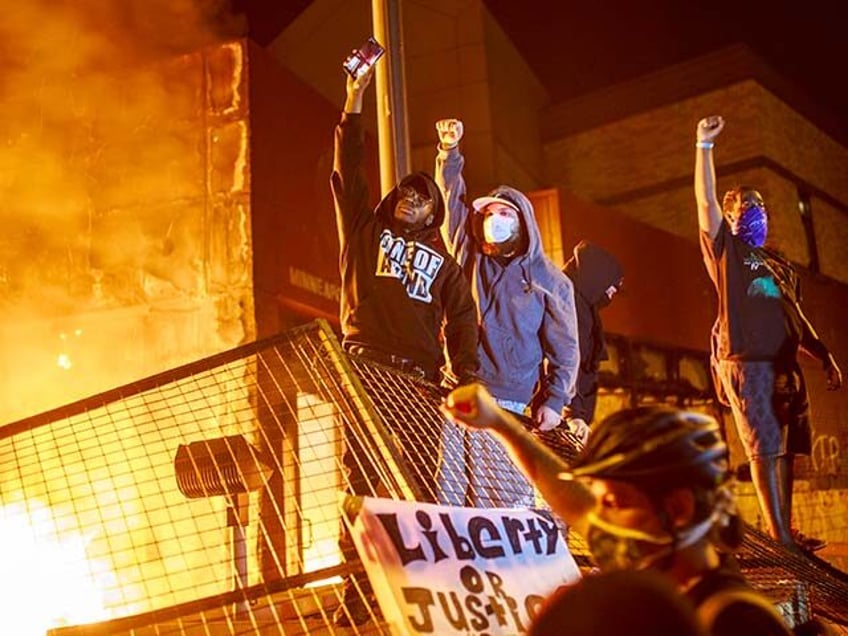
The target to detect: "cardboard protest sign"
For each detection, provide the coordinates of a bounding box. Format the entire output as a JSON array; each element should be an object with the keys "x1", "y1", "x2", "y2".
[{"x1": 347, "y1": 496, "x2": 581, "y2": 634}]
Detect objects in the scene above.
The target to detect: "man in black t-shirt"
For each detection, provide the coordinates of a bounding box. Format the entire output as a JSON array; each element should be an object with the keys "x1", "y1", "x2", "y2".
[{"x1": 694, "y1": 115, "x2": 842, "y2": 553}]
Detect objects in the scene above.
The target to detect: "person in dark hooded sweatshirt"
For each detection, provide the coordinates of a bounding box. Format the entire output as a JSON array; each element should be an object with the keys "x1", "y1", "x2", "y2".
[
  {"x1": 332, "y1": 69, "x2": 479, "y2": 383},
  {"x1": 562, "y1": 240, "x2": 623, "y2": 445},
  {"x1": 434, "y1": 118, "x2": 579, "y2": 508},
  {"x1": 330, "y1": 65, "x2": 479, "y2": 627}
]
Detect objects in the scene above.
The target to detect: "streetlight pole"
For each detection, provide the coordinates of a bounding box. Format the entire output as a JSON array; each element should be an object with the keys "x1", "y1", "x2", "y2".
[{"x1": 371, "y1": 0, "x2": 411, "y2": 195}]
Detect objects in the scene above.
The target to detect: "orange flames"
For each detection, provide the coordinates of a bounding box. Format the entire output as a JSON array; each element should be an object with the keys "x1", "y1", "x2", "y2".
[{"x1": 1, "y1": 501, "x2": 115, "y2": 635}]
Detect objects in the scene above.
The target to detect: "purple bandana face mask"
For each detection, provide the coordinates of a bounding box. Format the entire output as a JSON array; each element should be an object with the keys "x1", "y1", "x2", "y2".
[{"x1": 731, "y1": 204, "x2": 768, "y2": 248}]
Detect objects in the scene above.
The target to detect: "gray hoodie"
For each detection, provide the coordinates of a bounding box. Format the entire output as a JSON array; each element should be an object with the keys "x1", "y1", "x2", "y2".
[{"x1": 436, "y1": 146, "x2": 579, "y2": 412}]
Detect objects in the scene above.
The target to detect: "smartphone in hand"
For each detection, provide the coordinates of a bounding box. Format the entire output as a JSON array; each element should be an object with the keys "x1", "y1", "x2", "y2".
[{"x1": 343, "y1": 36, "x2": 385, "y2": 78}]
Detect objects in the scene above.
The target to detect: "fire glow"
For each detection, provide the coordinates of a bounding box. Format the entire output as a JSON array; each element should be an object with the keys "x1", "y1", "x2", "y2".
[
  {"x1": 0, "y1": 501, "x2": 113, "y2": 635},
  {"x1": 0, "y1": 0, "x2": 249, "y2": 425},
  {"x1": 56, "y1": 329, "x2": 82, "y2": 370},
  {"x1": 0, "y1": 1, "x2": 266, "y2": 632}
]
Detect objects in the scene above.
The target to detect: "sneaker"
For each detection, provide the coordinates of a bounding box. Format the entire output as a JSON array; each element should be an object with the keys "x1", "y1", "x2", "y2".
[
  {"x1": 791, "y1": 528, "x2": 827, "y2": 553},
  {"x1": 333, "y1": 578, "x2": 374, "y2": 627}
]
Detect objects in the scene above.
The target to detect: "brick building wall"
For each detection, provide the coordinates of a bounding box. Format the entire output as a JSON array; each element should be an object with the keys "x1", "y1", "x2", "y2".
[{"x1": 543, "y1": 78, "x2": 848, "y2": 283}]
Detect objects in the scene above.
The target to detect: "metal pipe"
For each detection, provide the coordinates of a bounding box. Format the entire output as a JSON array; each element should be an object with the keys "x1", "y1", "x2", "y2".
[{"x1": 372, "y1": 0, "x2": 411, "y2": 195}]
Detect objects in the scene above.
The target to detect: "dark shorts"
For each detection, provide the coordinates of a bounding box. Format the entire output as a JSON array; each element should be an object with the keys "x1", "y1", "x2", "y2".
[{"x1": 716, "y1": 359, "x2": 811, "y2": 460}]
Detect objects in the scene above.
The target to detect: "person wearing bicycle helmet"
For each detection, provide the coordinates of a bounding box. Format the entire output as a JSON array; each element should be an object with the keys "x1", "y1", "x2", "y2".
[{"x1": 441, "y1": 383, "x2": 791, "y2": 635}]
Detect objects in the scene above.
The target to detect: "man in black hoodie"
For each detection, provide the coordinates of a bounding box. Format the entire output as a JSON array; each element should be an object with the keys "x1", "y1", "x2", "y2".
[
  {"x1": 330, "y1": 66, "x2": 479, "y2": 626},
  {"x1": 562, "y1": 241, "x2": 623, "y2": 445},
  {"x1": 332, "y1": 70, "x2": 478, "y2": 384}
]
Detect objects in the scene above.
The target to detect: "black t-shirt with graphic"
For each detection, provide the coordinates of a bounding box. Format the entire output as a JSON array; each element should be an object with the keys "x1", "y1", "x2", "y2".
[{"x1": 700, "y1": 222, "x2": 801, "y2": 361}]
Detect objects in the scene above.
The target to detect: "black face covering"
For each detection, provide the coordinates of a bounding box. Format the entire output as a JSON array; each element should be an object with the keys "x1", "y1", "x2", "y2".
[
  {"x1": 391, "y1": 210, "x2": 434, "y2": 233},
  {"x1": 585, "y1": 493, "x2": 729, "y2": 573},
  {"x1": 596, "y1": 281, "x2": 621, "y2": 309}
]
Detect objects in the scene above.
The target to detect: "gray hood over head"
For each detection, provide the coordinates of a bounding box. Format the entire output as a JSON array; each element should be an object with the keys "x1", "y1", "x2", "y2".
[
  {"x1": 472, "y1": 185, "x2": 542, "y2": 261},
  {"x1": 436, "y1": 145, "x2": 580, "y2": 412}
]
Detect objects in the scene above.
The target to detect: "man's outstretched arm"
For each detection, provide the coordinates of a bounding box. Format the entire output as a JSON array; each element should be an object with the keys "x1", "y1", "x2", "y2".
[
  {"x1": 331, "y1": 68, "x2": 376, "y2": 238},
  {"x1": 434, "y1": 118, "x2": 473, "y2": 263},
  {"x1": 694, "y1": 116, "x2": 725, "y2": 240},
  {"x1": 441, "y1": 383, "x2": 596, "y2": 536}
]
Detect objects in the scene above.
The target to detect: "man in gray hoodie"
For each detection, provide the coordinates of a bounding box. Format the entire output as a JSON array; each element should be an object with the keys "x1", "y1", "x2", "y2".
[{"x1": 434, "y1": 118, "x2": 580, "y2": 508}]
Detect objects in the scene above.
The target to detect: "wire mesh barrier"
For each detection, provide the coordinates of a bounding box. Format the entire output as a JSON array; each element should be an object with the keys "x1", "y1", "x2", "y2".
[
  {"x1": 0, "y1": 319, "x2": 845, "y2": 635},
  {"x1": 736, "y1": 525, "x2": 848, "y2": 628},
  {"x1": 346, "y1": 357, "x2": 584, "y2": 508}
]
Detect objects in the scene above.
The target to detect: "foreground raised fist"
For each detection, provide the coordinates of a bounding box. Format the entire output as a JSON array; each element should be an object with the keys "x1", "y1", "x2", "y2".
[{"x1": 440, "y1": 382, "x2": 500, "y2": 431}]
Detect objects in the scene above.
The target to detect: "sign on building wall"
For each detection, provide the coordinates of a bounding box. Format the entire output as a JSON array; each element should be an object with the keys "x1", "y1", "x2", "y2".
[{"x1": 348, "y1": 496, "x2": 581, "y2": 634}]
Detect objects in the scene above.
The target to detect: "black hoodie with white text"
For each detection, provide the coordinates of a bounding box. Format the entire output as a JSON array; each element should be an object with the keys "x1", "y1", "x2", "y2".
[{"x1": 331, "y1": 112, "x2": 479, "y2": 381}]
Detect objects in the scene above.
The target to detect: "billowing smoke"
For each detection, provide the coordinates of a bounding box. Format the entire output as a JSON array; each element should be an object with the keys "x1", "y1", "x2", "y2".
[{"x1": 0, "y1": 1, "x2": 247, "y2": 422}]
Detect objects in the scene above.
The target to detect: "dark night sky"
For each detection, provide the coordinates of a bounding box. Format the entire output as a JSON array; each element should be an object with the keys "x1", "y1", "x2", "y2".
[
  {"x1": 482, "y1": 0, "x2": 847, "y2": 125},
  {"x1": 238, "y1": 0, "x2": 847, "y2": 139}
]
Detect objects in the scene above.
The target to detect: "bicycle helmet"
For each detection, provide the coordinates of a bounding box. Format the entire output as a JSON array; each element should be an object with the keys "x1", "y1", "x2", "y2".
[{"x1": 561, "y1": 406, "x2": 730, "y2": 494}]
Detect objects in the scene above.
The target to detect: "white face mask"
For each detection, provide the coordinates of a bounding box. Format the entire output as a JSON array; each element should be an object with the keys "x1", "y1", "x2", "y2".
[{"x1": 482, "y1": 214, "x2": 518, "y2": 244}]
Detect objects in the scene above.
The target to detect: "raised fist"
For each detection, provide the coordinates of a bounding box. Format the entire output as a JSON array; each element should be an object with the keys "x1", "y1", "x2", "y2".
[
  {"x1": 696, "y1": 116, "x2": 725, "y2": 142},
  {"x1": 440, "y1": 382, "x2": 500, "y2": 431},
  {"x1": 436, "y1": 118, "x2": 464, "y2": 149}
]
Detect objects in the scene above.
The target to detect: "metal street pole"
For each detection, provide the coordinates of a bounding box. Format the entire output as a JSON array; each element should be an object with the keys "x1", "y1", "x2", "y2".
[{"x1": 371, "y1": 0, "x2": 411, "y2": 195}]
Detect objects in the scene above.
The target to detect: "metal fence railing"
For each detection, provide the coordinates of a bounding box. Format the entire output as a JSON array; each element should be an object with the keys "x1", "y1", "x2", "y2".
[{"x1": 0, "y1": 319, "x2": 845, "y2": 635}]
